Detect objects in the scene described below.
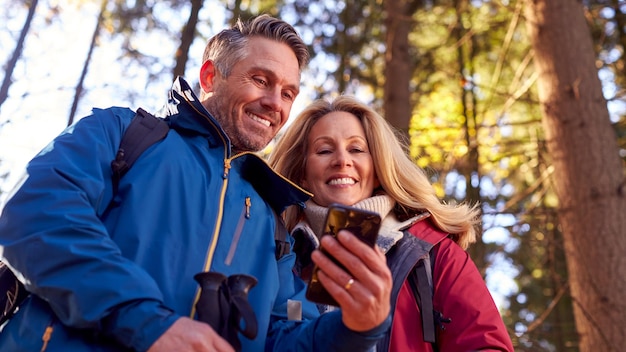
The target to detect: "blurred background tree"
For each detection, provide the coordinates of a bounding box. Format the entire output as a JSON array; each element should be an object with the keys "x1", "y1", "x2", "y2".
[{"x1": 1, "y1": 0, "x2": 624, "y2": 350}]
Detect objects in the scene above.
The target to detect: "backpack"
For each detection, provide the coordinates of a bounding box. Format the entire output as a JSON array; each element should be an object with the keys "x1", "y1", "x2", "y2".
[
  {"x1": 0, "y1": 262, "x2": 29, "y2": 327},
  {"x1": 0, "y1": 108, "x2": 290, "y2": 326},
  {"x1": 376, "y1": 220, "x2": 451, "y2": 352}
]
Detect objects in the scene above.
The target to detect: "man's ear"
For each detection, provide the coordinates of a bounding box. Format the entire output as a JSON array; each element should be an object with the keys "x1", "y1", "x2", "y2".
[{"x1": 199, "y1": 60, "x2": 217, "y2": 93}]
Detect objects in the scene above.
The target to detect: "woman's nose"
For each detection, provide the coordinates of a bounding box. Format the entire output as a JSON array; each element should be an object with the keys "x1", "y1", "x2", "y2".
[{"x1": 332, "y1": 151, "x2": 352, "y2": 167}]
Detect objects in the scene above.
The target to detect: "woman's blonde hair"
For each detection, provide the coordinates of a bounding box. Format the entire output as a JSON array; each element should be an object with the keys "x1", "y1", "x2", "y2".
[{"x1": 269, "y1": 95, "x2": 479, "y2": 249}]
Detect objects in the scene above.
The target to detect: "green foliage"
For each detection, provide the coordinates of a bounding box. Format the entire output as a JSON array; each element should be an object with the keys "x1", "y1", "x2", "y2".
[
  {"x1": 507, "y1": 210, "x2": 578, "y2": 351},
  {"x1": 289, "y1": 0, "x2": 386, "y2": 97}
]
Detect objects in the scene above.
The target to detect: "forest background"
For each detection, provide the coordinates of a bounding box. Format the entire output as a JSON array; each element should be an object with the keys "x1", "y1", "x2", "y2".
[{"x1": 1, "y1": 0, "x2": 624, "y2": 351}]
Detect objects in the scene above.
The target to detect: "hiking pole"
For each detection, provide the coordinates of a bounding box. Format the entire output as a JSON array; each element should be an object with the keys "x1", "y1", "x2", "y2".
[{"x1": 194, "y1": 272, "x2": 258, "y2": 351}]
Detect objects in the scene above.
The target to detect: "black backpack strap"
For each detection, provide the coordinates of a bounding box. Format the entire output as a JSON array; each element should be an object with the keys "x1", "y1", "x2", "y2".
[
  {"x1": 110, "y1": 108, "x2": 169, "y2": 194},
  {"x1": 408, "y1": 254, "x2": 436, "y2": 344},
  {"x1": 0, "y1": 262, "x2": 29, "y2": 326},
  {"x1": 376, "y1": 231, "x2": 435, "y2": 351},
  {"x1": 377, "y1": 217, "x2": 452, "y2": 352},
  {"x1": 274, "y1": 213, "x2": 290, "y2": 260},
  {"x1": 409, "y1": 248, "x2": 452, "y2": 351}
]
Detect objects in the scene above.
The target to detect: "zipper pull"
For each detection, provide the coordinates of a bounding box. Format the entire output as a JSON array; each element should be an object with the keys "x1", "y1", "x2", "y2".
[
  {"x1": 40, "y1": 325, "x2": 53, "y2": 352},
  {"x1": 245, "y1": 197, "x2": 251, "y2": 218},
  {"x1": 223, "y1": 159, "x2": 231, "y2": 178}
]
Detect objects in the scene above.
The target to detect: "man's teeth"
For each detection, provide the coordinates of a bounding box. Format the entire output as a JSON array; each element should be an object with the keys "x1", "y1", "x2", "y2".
[
  {"x1": 250, "y1": 113, "x2": 270, "y2": 127},
  {"x1": 328, "y1": 178, "x2": 355, "y2": 185}
]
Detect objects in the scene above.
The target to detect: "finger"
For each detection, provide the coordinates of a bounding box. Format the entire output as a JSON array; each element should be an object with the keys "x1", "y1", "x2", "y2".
[
  {"x1": 147, "y1": 318, "x2": 235, "y2": 352},
  {"x1": 323, "y1": 232, "x2": 392, "y2": 304},
  {"x1": 315, "y1": 240, "x2": 372, "y2": 294},
  {"x1": 310, "y1": 248, "x2": 361, "y2": 297},
  {"x1": 316, "y1": 265, "x2": 388, "y2": 332},
  {"x1": 211, "y1": 336, "x2": 236, "y2": 352},
  {"x1": 310, "y1": 248, "x2": 351, "y2": 285},
  {"x1": 311, "y1": 247, "x2": 376, "y2": 305},
  {"x1": 190, "y1": 319, "x2": 234, "y2": 352},
  {"x1": 321, "y1": 231, "x2": 387, "y2": 282},
  {"x1": 312, "y1": 250, "x2": 391, "y2": 331},
  {"x1": 314, "y1": 265, "x2": 360, "y2": 306},
  {"x1": 315, "y1": 231, "x2": 391, "y2": 305},
  {"x1": 319, "y1": 234, "x2": 358, "y2": 271},
  {"x1": 336, "y1": 230, "x2": 387, "y2": 266}
]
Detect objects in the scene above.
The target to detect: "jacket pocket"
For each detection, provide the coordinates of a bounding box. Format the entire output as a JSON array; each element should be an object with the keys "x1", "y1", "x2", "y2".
[{"x1": 224, "y1": 197, "x2": 251, "y2": 265}]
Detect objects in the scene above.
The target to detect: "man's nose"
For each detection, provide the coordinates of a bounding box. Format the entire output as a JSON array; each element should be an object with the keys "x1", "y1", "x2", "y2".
[{"x1": 260, "y1": 88, "x2": 282, "y2": 112}]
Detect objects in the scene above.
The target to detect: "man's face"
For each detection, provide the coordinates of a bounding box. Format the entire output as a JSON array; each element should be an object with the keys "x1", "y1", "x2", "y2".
[{"x1": 200, "y1": 37, "x2": 301, "y2": 152}]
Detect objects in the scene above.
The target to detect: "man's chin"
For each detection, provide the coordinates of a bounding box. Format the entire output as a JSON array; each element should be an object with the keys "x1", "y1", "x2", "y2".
[{"x1": 233, "y1": 139, "x2": 270, "y2": 153}]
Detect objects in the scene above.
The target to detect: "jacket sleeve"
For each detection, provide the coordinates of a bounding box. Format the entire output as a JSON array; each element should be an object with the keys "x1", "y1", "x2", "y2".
[
  {"x1": 0, "y1": 107, "x2": 177, "y2": 351},
  {"x1": 433, "y1": 239, "x2": 514, "y2": 352},
  {"x1": 265, "y1": 239, "x2": 391, "y2": 351}
]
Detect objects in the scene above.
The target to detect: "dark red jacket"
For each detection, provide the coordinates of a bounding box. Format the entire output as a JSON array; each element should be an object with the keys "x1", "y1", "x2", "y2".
[{"x1": 388, "y1": 220, "x2": 514, "y2": 352}]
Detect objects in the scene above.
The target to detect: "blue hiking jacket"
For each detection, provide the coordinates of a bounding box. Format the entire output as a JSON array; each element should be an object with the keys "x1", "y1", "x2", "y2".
[{"x1": 0, "y1": 77, "x2": 389, "y2": 351}]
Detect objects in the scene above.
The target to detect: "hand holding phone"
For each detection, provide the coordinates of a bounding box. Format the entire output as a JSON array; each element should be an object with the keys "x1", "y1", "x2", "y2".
[{"x1": 305, "y1": 203, "x2": 382, "y2": 306}]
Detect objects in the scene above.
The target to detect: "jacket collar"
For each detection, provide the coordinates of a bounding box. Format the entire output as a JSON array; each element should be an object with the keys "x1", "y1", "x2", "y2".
[
  {"x1": 157, "y1": 76, "x2": 311, "y2": 214},
  {"x1": 157, "y1": 76, "x2": 231, "y2": 151}
]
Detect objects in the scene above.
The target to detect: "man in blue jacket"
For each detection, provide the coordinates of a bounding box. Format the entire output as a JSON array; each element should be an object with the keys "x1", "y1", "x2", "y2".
[{"x1": 0, "y1": 15, "x2": 392, "y2": 351}]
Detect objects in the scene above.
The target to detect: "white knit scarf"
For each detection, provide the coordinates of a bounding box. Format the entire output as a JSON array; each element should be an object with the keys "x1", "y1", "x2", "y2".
[{"x1": 298, "y1": 194, "x2": 407, "y2": 253}]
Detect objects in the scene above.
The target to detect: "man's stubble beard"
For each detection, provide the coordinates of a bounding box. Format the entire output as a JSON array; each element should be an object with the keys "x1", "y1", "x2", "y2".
[{"x1": 203, "y1": 96, "x2": 266, "y2": 153}]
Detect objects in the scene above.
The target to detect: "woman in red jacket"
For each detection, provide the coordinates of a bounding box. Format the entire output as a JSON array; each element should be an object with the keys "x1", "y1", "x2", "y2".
[{"x1": 269, "y1": 95, "x2": 514, "y2": 351}]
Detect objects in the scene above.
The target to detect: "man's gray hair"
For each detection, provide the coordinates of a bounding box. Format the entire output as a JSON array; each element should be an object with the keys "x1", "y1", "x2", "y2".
[{"x1": 202, "y1": 14, "x2": 309, "y2": 77}]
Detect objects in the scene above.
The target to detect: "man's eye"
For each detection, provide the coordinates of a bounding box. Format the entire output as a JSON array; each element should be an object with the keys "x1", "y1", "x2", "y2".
[
  {"x1": 254, "y1": 77, "x2": 267, "y2": 86},
  {"x1": 283, "y1": 91, "x2": 295, "y2": 101}
]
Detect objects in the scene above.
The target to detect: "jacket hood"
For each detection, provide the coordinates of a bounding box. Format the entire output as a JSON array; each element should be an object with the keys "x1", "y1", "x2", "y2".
[{"x1": 157, "y1": 76, "x2": 232, "y2": 152}]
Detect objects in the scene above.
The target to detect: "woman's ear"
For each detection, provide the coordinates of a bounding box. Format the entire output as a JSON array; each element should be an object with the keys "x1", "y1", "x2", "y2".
[
  {"x1": 199, "y1": 60, "x2": 217, "y2": 93},
  {"x1": 374, "y1": 175, "x2": 381, "y2": 190}
]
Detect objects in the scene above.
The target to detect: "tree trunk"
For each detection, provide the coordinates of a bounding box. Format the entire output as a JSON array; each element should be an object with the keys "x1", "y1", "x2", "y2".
[
  {"x1": 453, "y1": 0, "x2": 486, "y2": 273},
  {"x1": 0, "y1": 0, "x2": 39, "y2": 112},
  {"x1": 524, "y1": 1, "x2": 626, "y2": 351},
  {"x1": 383, "y1": 0, "x2": 416, "y2": 141},
  {"x1": 172, "y1": 0, "x2": 203, "y2": 80}
]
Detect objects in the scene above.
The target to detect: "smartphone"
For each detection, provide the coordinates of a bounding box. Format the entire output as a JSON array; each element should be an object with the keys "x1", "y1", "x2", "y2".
[{"x1": 305, "y1": 203, "x2": 382, "y2": 306}]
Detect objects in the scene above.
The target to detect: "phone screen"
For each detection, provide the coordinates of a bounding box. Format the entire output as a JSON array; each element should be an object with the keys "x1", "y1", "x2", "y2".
[{"x1": 305, "y1": 204, "x2": 381, "y2": 306}]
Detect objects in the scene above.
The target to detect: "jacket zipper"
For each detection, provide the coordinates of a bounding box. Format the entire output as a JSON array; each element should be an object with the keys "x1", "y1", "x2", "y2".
[
  {"x1": 189, "y1": 157, "x2": 231, "y2": 319},
  {"x1": 225, "y1": 197, "x2": 251, "y2": 265}
]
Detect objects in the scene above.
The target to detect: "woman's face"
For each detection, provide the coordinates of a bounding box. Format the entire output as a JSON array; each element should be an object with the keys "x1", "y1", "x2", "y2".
[{"x1": 302, "y1": 111, "x2": 379, "y2": 207}]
